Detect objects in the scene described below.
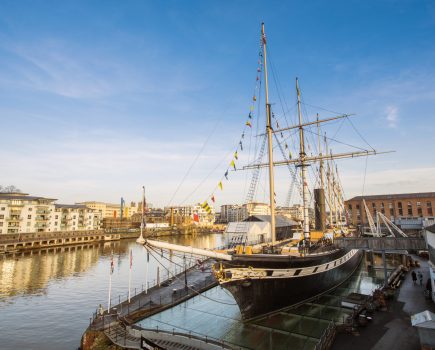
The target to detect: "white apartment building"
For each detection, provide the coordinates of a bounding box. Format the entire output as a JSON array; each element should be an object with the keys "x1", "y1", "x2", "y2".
[{"x1": 0, "y1": 192, "x2": 102, "y2": 234}]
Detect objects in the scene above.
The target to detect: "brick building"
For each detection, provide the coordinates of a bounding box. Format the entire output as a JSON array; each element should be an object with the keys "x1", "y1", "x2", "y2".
[{"x1": 345, "y1": 192, "x2": 435, "y2": 230}]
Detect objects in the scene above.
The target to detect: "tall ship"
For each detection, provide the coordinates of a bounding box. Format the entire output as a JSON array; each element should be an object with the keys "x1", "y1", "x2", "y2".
[{"x1": 141, "y1": 23, "x2": 388, "y2": 320}]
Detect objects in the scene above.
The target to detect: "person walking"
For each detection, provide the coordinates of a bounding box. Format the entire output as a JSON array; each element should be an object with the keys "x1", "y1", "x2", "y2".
[
  {"x1": 418, "y1": 271, "x2": 423, "y2": 286},
  {"x1": 412, "y1": 271, "x2": 417, "y2": 286}
]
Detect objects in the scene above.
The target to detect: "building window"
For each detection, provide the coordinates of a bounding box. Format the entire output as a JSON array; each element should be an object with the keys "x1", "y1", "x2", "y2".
[
  {"x1": 0, "y1": 215, "x2": 3, "y2": 219},
  {"x1": 29, "y1": 208, "x2": 32, "y2": 211},
  {"x1": 0, "y1": 222, "x2": 3, "y2": 226},
  {"x1": 55, "y1": 215, "x2": 58, "y2": 219},
  {"x1": 380, "y1": 202, "x2": 385, "y2": 214},
  {"x1": 1, "y1": 207, "x2": 5, "y2": 210},
  {"x1": 428, "y1": 202, "x2": 433, "y2": 216},
  {"x1": 388, "y1": 202, "x2": 394, "y2": 216},
  {"x1": 73, "y1": 215, "x2": 76, "y2": 219},
  {"x1": 55, "y1": 221, "x2": 58, "y2": 225},
  {"x1": 348, "y1": 204, "x2": 352, "y2": 210},
  {"x1": 28, "y1": 215, "x2": 31, "y2": 219},
  {"x1": 416, "y1": 202, "x2": 422, "y2": 217},
  {"x1": 407, "y1": 202, "x2": 413, "y2": 216},
  {"x1": 27, "y1": 222, "x2": 31, "y2": 226},
  {"x1": 397, "y1": 202, "x2": 403, "y2": 216}
]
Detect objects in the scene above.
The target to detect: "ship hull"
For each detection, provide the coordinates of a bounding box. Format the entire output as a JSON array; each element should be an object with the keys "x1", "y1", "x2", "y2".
[{"x1": 217, "y1": 248, "x2": 363, "y2": 320}]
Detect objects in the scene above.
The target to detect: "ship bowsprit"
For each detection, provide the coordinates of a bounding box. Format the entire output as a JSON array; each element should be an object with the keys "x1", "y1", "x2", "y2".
[{"x1": 215, "y1": 248, "x2": 363, "y2": 320}]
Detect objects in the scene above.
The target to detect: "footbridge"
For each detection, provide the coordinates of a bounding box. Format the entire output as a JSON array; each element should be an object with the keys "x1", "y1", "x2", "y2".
[{"x1": 334, "y1": 237, "x2": 427, "y2": 251}]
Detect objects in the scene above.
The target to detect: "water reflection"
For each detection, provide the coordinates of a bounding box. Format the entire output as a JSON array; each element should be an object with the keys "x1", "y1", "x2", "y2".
[{"x1": 0, "y1": 233, "x2": 224, "y2": 350}]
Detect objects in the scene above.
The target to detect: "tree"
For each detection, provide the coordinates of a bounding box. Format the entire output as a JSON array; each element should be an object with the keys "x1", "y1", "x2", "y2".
[{"x1": 0, "y1": 185, "x2": 22, "y2": 193}]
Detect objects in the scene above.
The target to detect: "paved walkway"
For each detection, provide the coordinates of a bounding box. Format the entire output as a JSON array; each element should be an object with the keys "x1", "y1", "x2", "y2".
[
  {"x1": 333, "y1": 255, "x2": 435, "y2": 350},
  {"x1": 90, "y1": 259, "x2": 217, "y2": 331}
]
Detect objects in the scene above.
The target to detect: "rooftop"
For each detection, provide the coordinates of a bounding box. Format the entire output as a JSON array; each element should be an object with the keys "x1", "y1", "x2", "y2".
[
  {"x1": 55, "y1": 204, "x2": 88, "y2": 209},
  {"x1": 347, "y1": 192, "x2": 435, "y2": 202},
  {"x1": 244, "y1": 214, "x2": 299, "y2": 227},
  {"x1": 0, "y1": 192, "x2": 57, "y2": 202}
]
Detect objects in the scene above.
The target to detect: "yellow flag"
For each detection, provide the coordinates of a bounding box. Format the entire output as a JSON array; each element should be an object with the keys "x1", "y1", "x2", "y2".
[
  {"x1": 218, "y1": 181, "x2": 223, "y2": 190},
  {"x1": 230, "y1": 160, "x2": 236, "y2": 170}
]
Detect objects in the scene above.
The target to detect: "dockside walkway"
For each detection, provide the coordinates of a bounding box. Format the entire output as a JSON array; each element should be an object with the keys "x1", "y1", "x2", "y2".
[{"x1": 333, "y1": 255, "x2": 435, "y2": 350}]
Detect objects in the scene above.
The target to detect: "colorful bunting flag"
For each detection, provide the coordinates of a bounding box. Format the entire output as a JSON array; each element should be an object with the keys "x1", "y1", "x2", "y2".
[
  {"x1": 253, "y1": 95, "x2": 256, "y2": 101},
  {"x1": 201, "y1": 201, "x2": 212, "y2": 214},
  {"x1": 218, "y1": 181, "x2": 223, "y2": 190},
  {"x1": 241, "y1": 133, "x2": 245, "y2": 139},
  {"x1": 234, "y1": 151, "x2": 238, "y2": 160},
  {"x1": 285, "y1": 143, "x2": 288, "y2": 149},
  {"x1": 230, "y1": 160, "x2": 236, "y2": 170},
  {"x1": 246, "y1": 121, "x2": 252, "y2": 128},
  {"x1": 248, "y1": 112, "x2": 252, "y2": 119},
  {"x1": 211, "y1": 195, "x2": 215, "y2": 203},
  {"x1": 224, "y1": 170, "x2": 228, "y2": 180},
  {"x1": 239, "y1": 141, "x2": 243, "y2": 151},
  {"x1": 250, "y1": 105, "x2": 254, "y2": 111}
]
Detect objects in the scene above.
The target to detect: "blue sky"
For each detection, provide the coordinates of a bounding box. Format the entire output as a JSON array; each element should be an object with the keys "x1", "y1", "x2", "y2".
[{"x1": 0, "y1": 0, "x2": 434, "y2": 207}]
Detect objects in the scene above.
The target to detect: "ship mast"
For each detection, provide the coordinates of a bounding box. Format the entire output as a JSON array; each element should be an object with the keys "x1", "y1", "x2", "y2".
[
  {"x1": 296, "y1": 78, "x2": 310, "y2": 241},
  {"x1": 261, "y1": 23, "x2": 276, "y2": 246}
]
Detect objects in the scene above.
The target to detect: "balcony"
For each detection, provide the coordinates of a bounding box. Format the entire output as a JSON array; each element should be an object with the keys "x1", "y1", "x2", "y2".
[
  {"x1": 10, "y1": 210, "x2": 22, "y2": 215},
  {"x1": 36, "y1": 215, "x2": 49, "y2": 221},
  {"x1": 6, "y1": 216, "x2": 22, "y2": 222},
  {"x1": 36, "y1": 209, "x2": 50, "y2": 215}
]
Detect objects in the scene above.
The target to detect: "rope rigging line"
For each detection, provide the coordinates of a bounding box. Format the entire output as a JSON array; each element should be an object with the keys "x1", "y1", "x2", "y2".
[
  {"x1": 167, "y1": 117, "x2": 221, "y2": 207},
  {"x1": 145, "y1": 245, "x2": 238, "y2": 306},
  {"x1": 198, "y1": 35, "x2": 266, "y2": 212}
]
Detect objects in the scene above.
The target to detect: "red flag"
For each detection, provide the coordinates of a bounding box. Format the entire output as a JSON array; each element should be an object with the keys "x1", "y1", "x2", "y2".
[
  {"x1": 211, "y1": 195, "x2": 215, "y2": 203},
  {"x1": 193, "y1": 213, "x2": 199, "y2": 222}
]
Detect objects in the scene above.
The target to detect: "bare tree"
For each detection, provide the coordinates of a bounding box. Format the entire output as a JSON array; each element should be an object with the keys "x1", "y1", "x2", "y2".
[{"x1": 0, "y1": 185, "x2": 22, "y2": 193}]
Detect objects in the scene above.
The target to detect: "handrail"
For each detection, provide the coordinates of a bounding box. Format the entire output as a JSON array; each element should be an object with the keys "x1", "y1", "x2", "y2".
[{"x1": 134, "y1": 326, "x2": 242, "y2": 349}]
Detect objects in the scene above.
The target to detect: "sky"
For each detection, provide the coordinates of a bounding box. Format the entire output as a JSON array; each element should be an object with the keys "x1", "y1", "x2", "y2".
[{"x1": 0, "y1": 0, "x2": 434, "y2": 208}]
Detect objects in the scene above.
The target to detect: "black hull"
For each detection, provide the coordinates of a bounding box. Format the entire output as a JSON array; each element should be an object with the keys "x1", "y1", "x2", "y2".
[{"x1": 220, "y1": 249, "x2": 363, "y2": 320}]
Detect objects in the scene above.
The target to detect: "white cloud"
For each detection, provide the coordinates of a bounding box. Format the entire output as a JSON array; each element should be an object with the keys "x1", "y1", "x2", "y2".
[{"x1": 385, "y1": 105, "x2": 398, "y2": 128}]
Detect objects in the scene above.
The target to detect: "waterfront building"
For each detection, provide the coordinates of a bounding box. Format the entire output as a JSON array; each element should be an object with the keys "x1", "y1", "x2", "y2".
[
  {"x1": 220, "y1": 204, "x2": 243, "y2": 223},
  {"x1": 0, "y1": 192, "x2": 102, "y2": 234},
  {"x1": 163, "y1": 205, "x2": 215, "y2": 226},
  {"x1": 77, "y1": 201, "x2": 138, "y2": 219},
  {"x1": 346, "y1": 192, "x2": 435, "y2": 231}
]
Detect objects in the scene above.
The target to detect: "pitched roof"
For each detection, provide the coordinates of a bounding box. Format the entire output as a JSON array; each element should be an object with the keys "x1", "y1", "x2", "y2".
[
  {"x1": 0, "y1": 193, "x2": 57, "y2": 201},
  {"x1": 347, "y1": 192, "x2": 435, "y2": 202},
  {"x1": 244, "y1": 215, "x2": 299, "y2": 227}
]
